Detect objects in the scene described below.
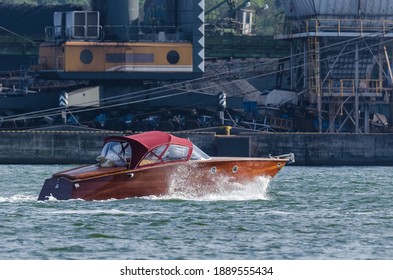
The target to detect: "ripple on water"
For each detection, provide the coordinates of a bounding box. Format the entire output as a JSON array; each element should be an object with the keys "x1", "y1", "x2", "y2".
[{"x1": 1, "y1": 165, "x2": 393, "y2": 259}]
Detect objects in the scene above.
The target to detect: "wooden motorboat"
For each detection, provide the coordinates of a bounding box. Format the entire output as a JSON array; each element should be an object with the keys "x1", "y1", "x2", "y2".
[{"x1": 38, "y1": 131, "x2": 294, "y2": 201}]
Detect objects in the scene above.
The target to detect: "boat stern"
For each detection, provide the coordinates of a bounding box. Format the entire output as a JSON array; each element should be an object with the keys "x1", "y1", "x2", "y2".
[{"x1": 38, "y1": 177, "x2": 74, "y2": 201}]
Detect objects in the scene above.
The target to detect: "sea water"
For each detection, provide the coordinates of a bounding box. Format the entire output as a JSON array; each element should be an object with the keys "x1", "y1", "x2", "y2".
[{"x1": 1, "y1": 164, "x2": 393, "y2": 260}]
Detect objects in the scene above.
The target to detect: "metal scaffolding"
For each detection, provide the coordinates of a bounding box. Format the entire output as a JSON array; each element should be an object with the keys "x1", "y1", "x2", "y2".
[{"x1": 276, "y1": 0, "x2": 393, "y2": 133}]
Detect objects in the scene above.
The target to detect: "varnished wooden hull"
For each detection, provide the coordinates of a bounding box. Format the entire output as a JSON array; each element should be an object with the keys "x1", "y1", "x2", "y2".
[{"x1": 38, "y1": 157, "x2": 289, "y2": 201}]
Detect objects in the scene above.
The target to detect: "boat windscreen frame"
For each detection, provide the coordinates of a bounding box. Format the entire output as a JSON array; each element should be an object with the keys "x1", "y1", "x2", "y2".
[
  {"x1": 99, "y1": 140, "x2": 132, "y2": 168},
  {"x1": 190, "y1": 144, "x2": 211, "y2": 160}
]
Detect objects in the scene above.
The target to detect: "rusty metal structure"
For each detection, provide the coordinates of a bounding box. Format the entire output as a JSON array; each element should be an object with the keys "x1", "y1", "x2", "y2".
[{"x1": 276, "y1": 0, "x2": 393, "y2": 133}]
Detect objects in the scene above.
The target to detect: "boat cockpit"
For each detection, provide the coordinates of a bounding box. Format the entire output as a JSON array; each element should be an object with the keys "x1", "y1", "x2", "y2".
[
  {"x1": 96, "y1": 140, "x2": 210, "y2": 169},
  {"x1": 96, "y1": 141, "x2": 131, "y2": 167}
]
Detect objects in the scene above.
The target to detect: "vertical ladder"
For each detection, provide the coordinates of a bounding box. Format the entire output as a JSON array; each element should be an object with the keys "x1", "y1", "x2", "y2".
[
  {"x1": 308, "y1": 36, "x2": 322, "y2": 132},
  {"x1": 307, "y1": 36, "x2": 320, "y2": 101}
]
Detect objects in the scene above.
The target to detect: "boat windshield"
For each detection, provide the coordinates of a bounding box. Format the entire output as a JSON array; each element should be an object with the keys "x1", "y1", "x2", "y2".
[
  {"x1": 97, "y1": 141, "x2": 131, "y2": 167},
  {"x1": 190, "y1": 144, "x2": 210, "y2": 160}
]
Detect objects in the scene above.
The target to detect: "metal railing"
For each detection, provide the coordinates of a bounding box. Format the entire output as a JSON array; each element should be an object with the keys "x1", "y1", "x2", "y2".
[
  {"x1": 45, "y1": 25, "x2": 192, "y2": 43},
  {"x1": 278, "y1": 18, "x2": 393, "y2": 36},
  {"x1": 320, "y1": 79, "x2": 387, "y2": 97}
]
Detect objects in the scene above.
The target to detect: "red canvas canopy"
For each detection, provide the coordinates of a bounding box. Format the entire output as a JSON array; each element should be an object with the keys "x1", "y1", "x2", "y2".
[
  {"x1": 104, "y1": 131, "x2": 193, "y2": 168},
  {"x1": 128, "y1": 131, "x2": 192, "y2": 149}
]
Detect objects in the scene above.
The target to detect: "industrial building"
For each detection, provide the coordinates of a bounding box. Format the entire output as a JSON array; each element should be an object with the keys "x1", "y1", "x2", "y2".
[
  {"x1": 1, "y1": 0, "x2": 393, "y2": 134},
  {"x1": 276, "y1": 0, "x2": 393, "y2": 133}
]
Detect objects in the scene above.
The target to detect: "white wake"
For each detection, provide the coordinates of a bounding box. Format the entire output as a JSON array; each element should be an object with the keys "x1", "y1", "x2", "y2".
[{"x1": 157, "y1": 175, "x2": 272, "y2": 201}]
